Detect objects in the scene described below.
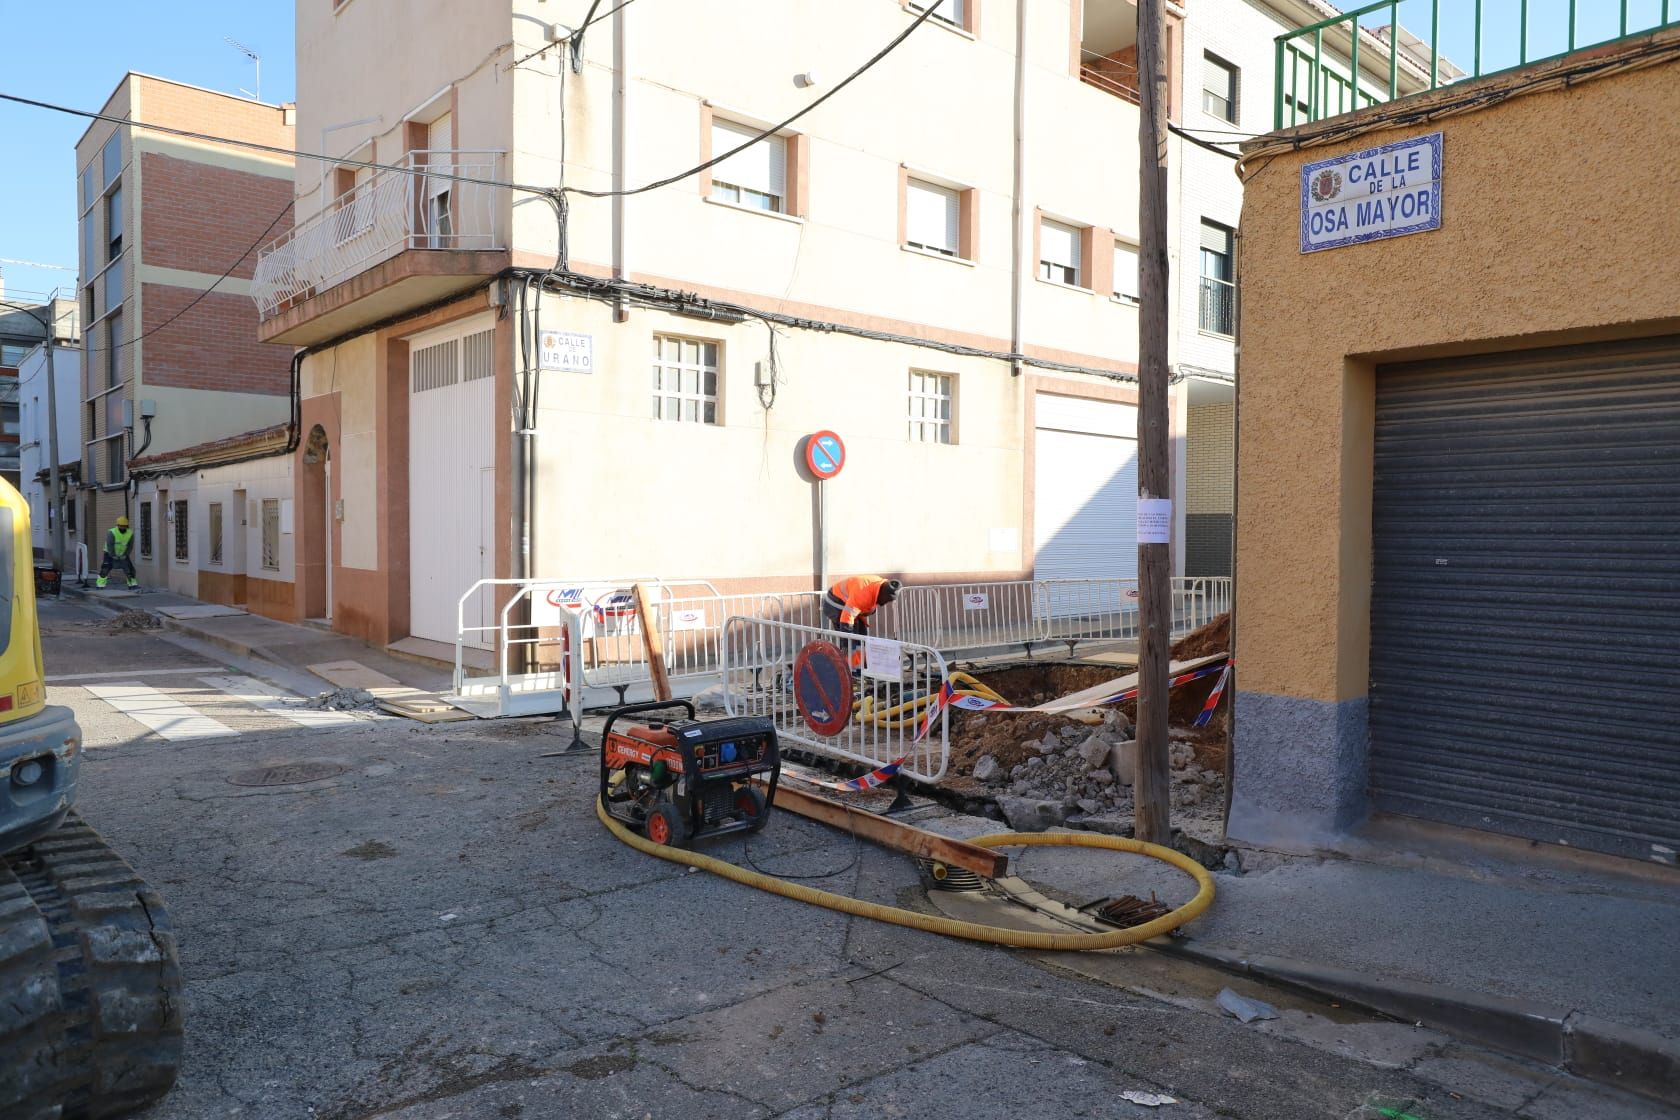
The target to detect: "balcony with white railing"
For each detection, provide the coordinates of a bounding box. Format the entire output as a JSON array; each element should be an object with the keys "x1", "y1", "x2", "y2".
[{"x1": 252, "y1": 150, "x2": 510, "y2": 345}]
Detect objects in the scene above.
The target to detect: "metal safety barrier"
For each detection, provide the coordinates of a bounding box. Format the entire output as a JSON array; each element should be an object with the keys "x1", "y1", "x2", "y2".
[
  {"x1": 450, "y1": 574, "x2": 1230, "y2": 721},
  {"x1": 722, "y1": 616, "x2": 951, "y2": 783}
]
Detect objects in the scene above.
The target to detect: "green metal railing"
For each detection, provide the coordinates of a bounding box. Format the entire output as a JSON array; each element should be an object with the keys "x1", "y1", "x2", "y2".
[{"x1": 1275, "y1": 0, "x2": 1680, "y2": 129}]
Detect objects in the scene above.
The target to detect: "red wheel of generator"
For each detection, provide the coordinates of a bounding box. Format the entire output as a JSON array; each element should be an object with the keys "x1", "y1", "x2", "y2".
[{"x1": 645, "y1": 804, "x2": 684, "y2": 847}]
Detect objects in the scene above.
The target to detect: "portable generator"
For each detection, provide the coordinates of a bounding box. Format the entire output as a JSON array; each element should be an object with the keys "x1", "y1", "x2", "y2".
[{"x1": 599, "y1": 700, "x2": 780, "y2": 847}]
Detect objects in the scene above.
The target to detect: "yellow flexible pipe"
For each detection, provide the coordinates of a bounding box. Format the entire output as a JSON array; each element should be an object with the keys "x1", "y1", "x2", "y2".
[{"x1": 597, "y1": 798, "x2": 1215, "y2": 950}]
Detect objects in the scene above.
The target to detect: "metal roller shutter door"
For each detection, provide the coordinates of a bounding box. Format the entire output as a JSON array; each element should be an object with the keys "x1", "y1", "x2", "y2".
[
  {"x1": 1033, "y1": 395, "x2": 1139, "y2": 583},
  {"x1": 1370, "y1": 337, "x2": 1680, "y2": 862}
]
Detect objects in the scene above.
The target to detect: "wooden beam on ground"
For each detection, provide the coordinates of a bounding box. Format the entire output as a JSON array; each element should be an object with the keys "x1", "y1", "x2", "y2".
[
  {"x1": 762, "y1": 781, "x2": 1008, "y2": 880},
  {"x1": 632, "y1": 582, "x2": 672, "y2": 701}
]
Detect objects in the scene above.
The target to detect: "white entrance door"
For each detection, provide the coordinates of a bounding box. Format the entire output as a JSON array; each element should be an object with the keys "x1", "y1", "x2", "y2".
[
  {"x1": 408, "y1": 320, "x2": 496, "y2": 645},
  {"x1": 1033, "y1": 394, "x2": 1140, "y2": 583}
]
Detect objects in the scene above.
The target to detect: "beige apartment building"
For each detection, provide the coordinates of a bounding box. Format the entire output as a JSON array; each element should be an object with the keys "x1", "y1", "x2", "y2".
[
  {"x1": 73, "y1": 74, "x2": 296, "y2": 593},
  {"x1": 258, "y1": 0, "x2": 1228, "y2": 648}
]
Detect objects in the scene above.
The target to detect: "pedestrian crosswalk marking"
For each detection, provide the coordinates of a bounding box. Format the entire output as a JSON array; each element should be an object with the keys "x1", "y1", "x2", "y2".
[
  {"x1": 48, "y1": 666, "x2": 225, "y2": 683},
  {"x1": 83, "y1": 683, "x2": 238, "y2": 741},
  {"x1": 198, "y1": 675, "x2": 362, "y2": 729}
]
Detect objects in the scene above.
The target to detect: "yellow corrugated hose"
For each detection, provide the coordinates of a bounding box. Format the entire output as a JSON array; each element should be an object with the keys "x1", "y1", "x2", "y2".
[{"x1": 596, "y1": 798, "x2": 1215, "y2": 950}]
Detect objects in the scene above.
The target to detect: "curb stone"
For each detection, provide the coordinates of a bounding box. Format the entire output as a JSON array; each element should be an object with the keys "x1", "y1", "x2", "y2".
[{"x1": 1153, "y1": 939, "x2": 1680, "y2": 1108}]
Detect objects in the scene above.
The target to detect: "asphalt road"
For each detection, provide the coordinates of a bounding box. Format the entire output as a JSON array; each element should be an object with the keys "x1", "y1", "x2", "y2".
[{"x1": 35, "y1": 598, "x2": 1673, "y2": 1119}]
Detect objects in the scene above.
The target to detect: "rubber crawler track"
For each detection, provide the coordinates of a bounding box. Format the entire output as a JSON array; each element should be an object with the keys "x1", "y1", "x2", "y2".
[{"x1": 0, "y1": 813, "x2": 184, "y2": 1120}]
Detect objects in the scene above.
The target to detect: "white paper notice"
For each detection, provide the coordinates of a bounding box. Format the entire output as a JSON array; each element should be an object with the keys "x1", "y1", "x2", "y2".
[
  {"x1": 863, "y1": 637, "x2": 902, "y2": 682},
  {"x1": 962, "y1": 593, "x2": 989, "y2": 611},
  {"x1": 1137, "y1": 499, "x2": 1172, "y2": 545},
  {"x1": 670, "y1": 608, "x2": 706, "y2": 633}
]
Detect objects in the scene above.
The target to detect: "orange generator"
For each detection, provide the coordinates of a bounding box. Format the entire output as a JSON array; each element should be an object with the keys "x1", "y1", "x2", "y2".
[{"x1": 599, "y1": 700, "x2": 780, "y2": 847}]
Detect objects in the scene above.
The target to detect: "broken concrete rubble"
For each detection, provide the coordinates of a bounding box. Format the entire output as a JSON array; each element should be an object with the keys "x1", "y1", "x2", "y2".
[
  {"x1": 972, "y1": 755, "x2": 1004, "y2": 785},
  {"x1": 996, "y1": 796, "x2": 1076, "y2": 832}
]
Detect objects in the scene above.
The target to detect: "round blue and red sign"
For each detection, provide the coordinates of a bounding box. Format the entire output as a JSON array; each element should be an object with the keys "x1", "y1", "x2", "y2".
[
  {"x1": 793, "y1": 640, "x2": 853, "y2": 737},
  {"x1": 804, "y1": 430, "x2": 846, "y2": 480}
]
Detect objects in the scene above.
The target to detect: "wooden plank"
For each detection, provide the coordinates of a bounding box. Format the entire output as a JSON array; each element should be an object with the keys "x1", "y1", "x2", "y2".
[
  {"x1": 633, "y1": 582, "x2": 673, "y2": 702},
  {"x1": 762, "y1": 781, "x2": 1008, "y2": 880}
]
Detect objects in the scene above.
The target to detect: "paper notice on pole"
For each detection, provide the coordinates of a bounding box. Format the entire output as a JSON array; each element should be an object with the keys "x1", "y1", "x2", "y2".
[
  {"x1": 863, "y1": 637, "x2": 902, "y2": 682},
  {"x1": 1137, "y1": 499, "x2": 1172, "y2": 544}
]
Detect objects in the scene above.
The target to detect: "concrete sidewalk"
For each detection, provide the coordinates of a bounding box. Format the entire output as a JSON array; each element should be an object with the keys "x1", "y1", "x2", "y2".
[
  {"x1": 1003, "y1": 818, "x2": 1680, "y2": 1108},
  {"x1": 62, "y1": 584, "x2": 452, "y2": 695}
]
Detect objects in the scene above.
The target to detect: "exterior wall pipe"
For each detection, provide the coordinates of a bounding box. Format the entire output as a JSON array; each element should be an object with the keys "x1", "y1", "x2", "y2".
[{"x1": 1008, "y1": 0, "x2": 1028, "y2": 378}]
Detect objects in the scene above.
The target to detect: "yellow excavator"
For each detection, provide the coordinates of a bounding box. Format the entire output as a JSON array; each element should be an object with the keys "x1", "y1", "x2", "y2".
[{"x1": 0, "y1": 479, "x2": 183, "y2": 1118}]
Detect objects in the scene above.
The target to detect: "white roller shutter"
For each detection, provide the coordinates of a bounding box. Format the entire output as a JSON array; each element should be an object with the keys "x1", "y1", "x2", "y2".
[
  {"x1": 711, "y1": 120, "x2": 786, "y2": 204},
  {"x1": 906, "y1": 179, "x2": 959, "y2": 256},
  {"x1": 1034, "y1": 396, "x2": 1139, "y2": 583}
]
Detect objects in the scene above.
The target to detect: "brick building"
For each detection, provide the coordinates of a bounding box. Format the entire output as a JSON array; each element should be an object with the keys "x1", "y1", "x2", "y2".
[{"x1": 72, "y1": 74, "x2": 297, "y2": 593}]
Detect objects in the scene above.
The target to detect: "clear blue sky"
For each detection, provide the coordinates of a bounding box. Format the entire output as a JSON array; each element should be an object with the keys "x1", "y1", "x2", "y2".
[
  {"x1": 1348, "y1": 0, "x2": 1669, "y2": 80},
  {"x1": 0, "y1": 2, "x2": 296, "y2": 302}
]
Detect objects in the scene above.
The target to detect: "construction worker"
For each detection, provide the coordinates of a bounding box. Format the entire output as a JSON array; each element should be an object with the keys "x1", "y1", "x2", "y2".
[
  {"x1": 822, "y1": 575, "x2": 901, "y2": 636},
  {"x1": 97, "y1": 516, "x2": 139, "y2": 590}
]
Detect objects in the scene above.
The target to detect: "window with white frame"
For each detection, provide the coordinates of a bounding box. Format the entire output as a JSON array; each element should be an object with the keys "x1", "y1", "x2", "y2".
[
  {"x1": 908, "y1": 371, "x2": 953, "y2": 444},
  {"x1": 1039, "y1": 219, "x2": 1082, "y2": 287},
  {"x1": 710, "y1": 119, "x2": 787, "y2": 213},
  {"x1": 1199, "y1": 220, "x2": 1236, "y2": 336},
  {"x1": 1202, "y1": 52, "x2": 1239, "y2": 123},
  {"x1": 261, "y1": 499, "x2": 281, "y2": 571},
  {"x1": 1113, "y1": 241, "x2": 1140, "y2": 302},
  {"x1": 905, "y1": 178, "x2": 960, "y2": 257},
  {"x1": 652, "y1": 335, "x2": 719, "y2": 424},
  {"x1": 910, "y1": 0, "x2": 969, "y2": 31}
]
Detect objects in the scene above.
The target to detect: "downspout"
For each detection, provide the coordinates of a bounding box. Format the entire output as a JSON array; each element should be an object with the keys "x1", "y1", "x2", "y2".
[
  {"x1": 1009, "y1": 0, "x2": 1029, "y2": 378},
  {"x1": 611, "y1": 0, "x2": 629, "y2": 323}
]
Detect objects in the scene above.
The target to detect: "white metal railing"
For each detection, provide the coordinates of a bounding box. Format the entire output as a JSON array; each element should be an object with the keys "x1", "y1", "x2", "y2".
[
  {"x1": 723, "y1": 617, "x2": 951, "y2": 782},
  {"x1": 252, "y1": 150, "x2": 506, "y2": 319},
  {"x1": 448, "y1": 575, "x2": 1231, "y2": 721}
]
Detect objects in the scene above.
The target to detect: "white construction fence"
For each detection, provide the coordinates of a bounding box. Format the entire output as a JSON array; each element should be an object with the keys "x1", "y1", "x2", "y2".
[{"x1": 449, "y1": 574, "x2": 1230, "y2": 772}]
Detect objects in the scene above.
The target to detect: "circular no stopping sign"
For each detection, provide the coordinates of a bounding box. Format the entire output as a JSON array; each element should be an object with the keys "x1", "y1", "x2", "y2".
[
  {"x1": 804, "y1": 430, "x2": 845, "y2": 480},
  {"x1": 793, "y1": 640, "x2": 854, "y2": 737}
]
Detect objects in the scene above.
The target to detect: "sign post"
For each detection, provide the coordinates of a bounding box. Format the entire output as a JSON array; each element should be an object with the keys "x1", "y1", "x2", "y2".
[{"x1": 803, "y1": 431, "x2": 846, "y2": 592}]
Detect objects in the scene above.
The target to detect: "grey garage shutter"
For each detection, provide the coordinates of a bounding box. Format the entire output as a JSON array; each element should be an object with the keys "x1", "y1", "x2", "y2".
[{"x1": 1369, "y1": 337, "x2": 1680, "y2": 862}]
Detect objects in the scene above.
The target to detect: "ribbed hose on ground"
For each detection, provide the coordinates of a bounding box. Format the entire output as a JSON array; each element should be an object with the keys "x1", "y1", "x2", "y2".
[{"x1": 597, "y1": 798, "x2": 1215, "y2": 950}]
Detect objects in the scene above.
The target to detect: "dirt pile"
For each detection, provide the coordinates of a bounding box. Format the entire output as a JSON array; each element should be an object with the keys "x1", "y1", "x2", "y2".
[
  {"x1": 1171, "y1": 612, "x2": 1230, "y2": 662},
  {"x1": 106, "y1": 609, "x2": 161, "y2": 633},
  {"x1": 307, "y1": 687, "x2": 379, "y2": 711}
]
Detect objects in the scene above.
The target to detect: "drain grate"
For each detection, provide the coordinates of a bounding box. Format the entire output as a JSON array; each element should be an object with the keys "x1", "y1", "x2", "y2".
[{"x1": 227, "y1": 761, "x2": 349, "y2": 788}]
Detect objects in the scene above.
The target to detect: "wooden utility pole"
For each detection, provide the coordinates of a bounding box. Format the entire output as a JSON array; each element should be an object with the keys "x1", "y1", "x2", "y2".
[{"x1": 1133, "y1": 0, "x2": 1173, "y2": 845}]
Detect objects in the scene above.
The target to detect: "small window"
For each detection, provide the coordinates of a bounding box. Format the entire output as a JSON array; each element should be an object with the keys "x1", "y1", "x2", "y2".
[
  {"x1": 710, "y1": 120, "x2": 787, "y2": 213},
  {"x1": 905, "y1": 179, "x2": 960, "y2": 258},
  {"x1": 138, "y1": 500, "x2": 153, "y2": 558},
  {"x1": 106, "y1": 185, "x2": 124, "y2": 260},
  {"x1": 1039, "y1": 219, "x2": 1082, "y2": 287},
  {"x1": 173, "y1": 500, "x2": 189, "y2": 562},
  {"x1": 67, "y1": 500, "x2": 77, "y2": 534},
  {"x1": 80, "y1": 162, "x2": 96, "y2": 211},
  {"x1": 105, "y1": 437, "x2": 125, "y2": 486},
  {"x1": 908, "y1": 371, "x2": 953, "y2": 444},
  {"x1": 105, "y1": 312, "x2": 123, "y2": 390},
  {"x1": 261, "y1": 499, "x2": 281, "y2": 571},
  {"x1": 0, "y1": 344, "x2": 29, "y2": 368},
  {"x1": 101, "y1": 134, "x2": 121, "y2": 187},
  {"x1": 1, "y1": 403, "x2": 18, "y2": 438},
  {"x1": 651, "y1": 334, "x2": 719, "y2": 424},
  {"x1": 208, "y1": 502, "x2": 223, "y2": 566},
  {"x1": 1202, "y1": 52, "x2": 1239, "y2": 124},
  {"x1": 1113, "y1": 242, "x2": 1140, "y2": 302},
  {"x1": 910, "y1": 0, "x2": 969, "y2": 30},
  {"x1": 1198, "y1": 220, "x2": 1236, "y2": 336}
]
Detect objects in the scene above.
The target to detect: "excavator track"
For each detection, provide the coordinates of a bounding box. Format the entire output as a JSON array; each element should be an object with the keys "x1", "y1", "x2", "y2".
[{"x1": 0, "y1": 813, "x2": 183, "y2": 1120}]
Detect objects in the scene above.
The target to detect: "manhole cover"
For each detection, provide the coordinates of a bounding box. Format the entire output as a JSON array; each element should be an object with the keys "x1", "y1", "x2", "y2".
[{"x1": 227, "y1": 761, "x2": 349, "y2": 788}]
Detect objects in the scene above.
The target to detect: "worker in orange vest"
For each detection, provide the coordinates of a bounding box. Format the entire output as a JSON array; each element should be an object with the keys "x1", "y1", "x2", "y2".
[{"x1": 821, "y1": 575, "x2": 901, "y2": 636}]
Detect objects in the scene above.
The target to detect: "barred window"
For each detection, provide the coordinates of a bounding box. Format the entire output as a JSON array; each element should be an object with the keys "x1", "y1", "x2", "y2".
[
  {"x1": 908, "y1": 371, "x2": 953, "y2": 444},
  {"x1": 173, "y1": 500, "x2": 189, "y2": 562},
  {"x1": 138, "y1": 500, "x2": 152, "y2": 558},
  {"x1": 651, "y1": 335, "x2": 718, "y2": 424},
  {"x1": 208, "y1": 502, "x2": 223, "y2": 566},
  {"x1": 261, "y1": 499, "x2": 280, "y2": 571}
]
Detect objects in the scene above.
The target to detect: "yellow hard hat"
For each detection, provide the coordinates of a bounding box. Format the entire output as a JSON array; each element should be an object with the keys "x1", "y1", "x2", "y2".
[{"x1": 115, "y1": 516, "x2": 130, "y2": 528}]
